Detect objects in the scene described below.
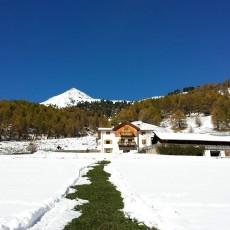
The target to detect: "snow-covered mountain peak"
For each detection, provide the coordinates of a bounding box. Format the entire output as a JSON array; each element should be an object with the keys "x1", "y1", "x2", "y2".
[
  {"x1": 41, "y1": 88, "x2": 99, "y2": 108},
  {"x1": 64, "y1": 88, "x2": 93, "y2": 100}
]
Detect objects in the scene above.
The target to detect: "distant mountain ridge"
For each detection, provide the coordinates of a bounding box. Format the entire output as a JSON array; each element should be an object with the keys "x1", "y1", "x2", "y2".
[{"x1": 40, "y1": 88, "x2": 100, "y2": 108}]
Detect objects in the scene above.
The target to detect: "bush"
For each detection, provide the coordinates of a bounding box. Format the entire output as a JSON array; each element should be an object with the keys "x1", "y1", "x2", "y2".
[
  {"x1": 139, "y1": 148, "x2": 147, "y2": 153},
  {"x1": 27, "y1": 141, "x2": 37, "y2": 153},
  {"x1": 156, "y1": 144, "x2": 204, "y2": 156}
]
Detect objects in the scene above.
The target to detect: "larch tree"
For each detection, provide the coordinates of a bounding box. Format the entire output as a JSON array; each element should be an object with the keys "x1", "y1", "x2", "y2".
[{"x1": 170, "y1": 109, "x2": 187, "y2": 130}]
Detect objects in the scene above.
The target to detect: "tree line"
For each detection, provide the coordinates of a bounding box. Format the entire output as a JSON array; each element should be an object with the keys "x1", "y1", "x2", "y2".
[
  {"x1": 76, "y1": 100, "x2": 132, "y2": 118},
  {"x1": 0, "y1": 79, "x2": 229, "y2": 140},
  {"x1": 0, "y1": 101, "x2": 98, "y2": 140},
  {"x1": 0, "y1": 100, "x2": 131, "y2": 140}
]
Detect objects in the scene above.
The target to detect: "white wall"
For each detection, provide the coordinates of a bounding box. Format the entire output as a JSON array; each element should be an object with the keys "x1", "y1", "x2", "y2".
[
  {"x1": 138, "y1": 131, "x2": 152, "y2": 149},
  {"x1": 100, "y1": 131, "x2": 119, "y2": 153}
]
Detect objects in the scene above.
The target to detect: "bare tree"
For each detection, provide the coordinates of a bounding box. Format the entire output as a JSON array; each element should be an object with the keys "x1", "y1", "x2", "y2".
[{"x1": 195, "y1": 115, "x2": 202, "y2": 127}]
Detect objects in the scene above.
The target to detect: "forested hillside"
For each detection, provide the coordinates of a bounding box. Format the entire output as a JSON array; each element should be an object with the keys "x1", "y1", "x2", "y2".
[
  {"x1": 0, "y1": 79, "x2": 229, "y2": 140},
  {"x1": 111, "y1": 79, "x2": 230, "y2": 130},
  {"x1": 0, "y1": 100, "x2": 131, "y2": 140}
]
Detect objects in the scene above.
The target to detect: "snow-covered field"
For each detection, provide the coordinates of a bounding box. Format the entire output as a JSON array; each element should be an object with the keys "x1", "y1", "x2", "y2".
[
  {"x1": 1, "y1": 151, "x2": 230, "y2": 230},
  {"x1": 106, "y1": 154, "x2": 230, "y2": 230},
  {"x1": 0, "y1": 152, "x2": 99, "y2": 230}
]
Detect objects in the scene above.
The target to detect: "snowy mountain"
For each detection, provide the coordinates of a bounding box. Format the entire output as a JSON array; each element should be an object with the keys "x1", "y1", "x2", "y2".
[
  {"x1": 40, "y1": 88, "x2": 100, "y2": 108},
  {"x1": 41, "y1": 88, "x2": 129, "y2": 108}
]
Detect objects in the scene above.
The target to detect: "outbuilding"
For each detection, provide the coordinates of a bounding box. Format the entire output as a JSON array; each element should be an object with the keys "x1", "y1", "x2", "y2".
[{"x1": 152, "y1": 132, "x2": 230, "y2": 157}]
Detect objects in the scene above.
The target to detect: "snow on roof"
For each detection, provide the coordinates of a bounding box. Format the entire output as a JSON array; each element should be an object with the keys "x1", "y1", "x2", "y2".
[
  {"x1": 99, "y1": 121, "x2": 169, "y2": 132},
  {"x1": 154, "y1": 132, "x2": 230, "y2": 143},
  {"x1": 131, "y1": 121, "x2": 168, "y2": 132},
  {"x1": 98, "y1": 128, "x2": 113, "y2": 131}
]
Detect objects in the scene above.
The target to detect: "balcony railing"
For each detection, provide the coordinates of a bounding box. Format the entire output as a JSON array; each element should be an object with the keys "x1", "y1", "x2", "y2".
[
  {"x1": 118, "y1": 141, "x2": 136, "y2": 147},
  {"x1": 120, "y1": 132, "x2": 133, "y2": 137}
]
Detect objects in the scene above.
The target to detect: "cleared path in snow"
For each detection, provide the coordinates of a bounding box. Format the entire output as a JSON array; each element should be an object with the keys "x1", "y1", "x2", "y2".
[{"x1": 64, "y1": 161, "x2": 156, "y2": 230}]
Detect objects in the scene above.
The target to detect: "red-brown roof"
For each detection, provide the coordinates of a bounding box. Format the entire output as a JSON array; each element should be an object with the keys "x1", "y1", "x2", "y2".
[{"x1": 113, "y1": 121, "x2": 141, "y2": 131}]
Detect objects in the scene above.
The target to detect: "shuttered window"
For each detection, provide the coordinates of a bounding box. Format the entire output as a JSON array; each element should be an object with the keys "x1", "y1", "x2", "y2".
[
  {"x1": 104, "y1": 140, "x2": 112, "y2": 144},
  {"x1": 104, "y1": 148, "x2": 113, "y2": 153}
]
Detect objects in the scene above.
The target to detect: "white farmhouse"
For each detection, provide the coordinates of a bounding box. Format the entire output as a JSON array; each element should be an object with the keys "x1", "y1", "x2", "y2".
[{"x1": 98, "y1": 121, "x2": 163, "y2": 153}]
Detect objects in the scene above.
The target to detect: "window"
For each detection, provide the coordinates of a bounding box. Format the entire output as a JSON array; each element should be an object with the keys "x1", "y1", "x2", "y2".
[
  {"x1": 142, "y1": 140, "x2": 146, "y2": 145},
  {"x1": 104, "y1": 140, "x2": 112, "y2": 144},
  {"x1": 210, "y1": 151, "x2": 220, "y2": 157},
  {"x1": 104, "y1": 148, "x2": 113, "y2": 153},
  {"x1": 106, "y1": 131, "x2": 111, "y2": 135},
  {"x1": 141, "y1": 131, "x2": 146, "y2": 135}
]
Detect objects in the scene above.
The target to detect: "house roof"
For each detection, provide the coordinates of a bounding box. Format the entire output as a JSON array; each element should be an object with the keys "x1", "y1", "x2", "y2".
[
  {"x1": 98, "y1": 121, "x2": 169, "y2": 132},
  {"x1": 113, "y1": 121, "x2": 141, "y2": 131},
  {"x1": 154, "y1": 132, "x2": 230, "y2": 143}
]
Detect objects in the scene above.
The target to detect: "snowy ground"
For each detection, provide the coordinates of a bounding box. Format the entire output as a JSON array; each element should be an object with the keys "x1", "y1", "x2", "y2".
[
  {"x1": 1, "y1": 151, "x2": 230, "y2": 230},
  {"x1": 0, "y1": 136, "x2": 97, "y2": 154},
  {"x1": 0, "y1": 152, "x2": 100, "y2": 230},
  {"x1": 105, "y1": 154, "x2": 230, "y2": 230},
  {"x1": 161, "y1": 114, "x2": 230, "y2": 135}
]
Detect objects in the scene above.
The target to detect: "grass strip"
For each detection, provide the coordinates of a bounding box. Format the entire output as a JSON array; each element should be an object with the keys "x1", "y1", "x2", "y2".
[{"x1": 64, "y1": 160, "x2": 157, "y2": 230}]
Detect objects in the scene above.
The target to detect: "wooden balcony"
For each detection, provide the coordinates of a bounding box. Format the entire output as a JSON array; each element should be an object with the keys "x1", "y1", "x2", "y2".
[{"x1": 120, "y1": 132, "x2": 134, "y2": 137}]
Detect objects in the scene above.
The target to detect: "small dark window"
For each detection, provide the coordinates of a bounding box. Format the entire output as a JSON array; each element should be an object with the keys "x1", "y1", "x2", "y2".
[{"x1": 210, "y1": 151, "x2": 220, "y2": 157}]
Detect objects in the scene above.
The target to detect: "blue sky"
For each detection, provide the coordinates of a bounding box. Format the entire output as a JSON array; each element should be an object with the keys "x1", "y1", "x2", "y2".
[{"x1": 0, "y1": 0, "x2": 229, "y2": 102}]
